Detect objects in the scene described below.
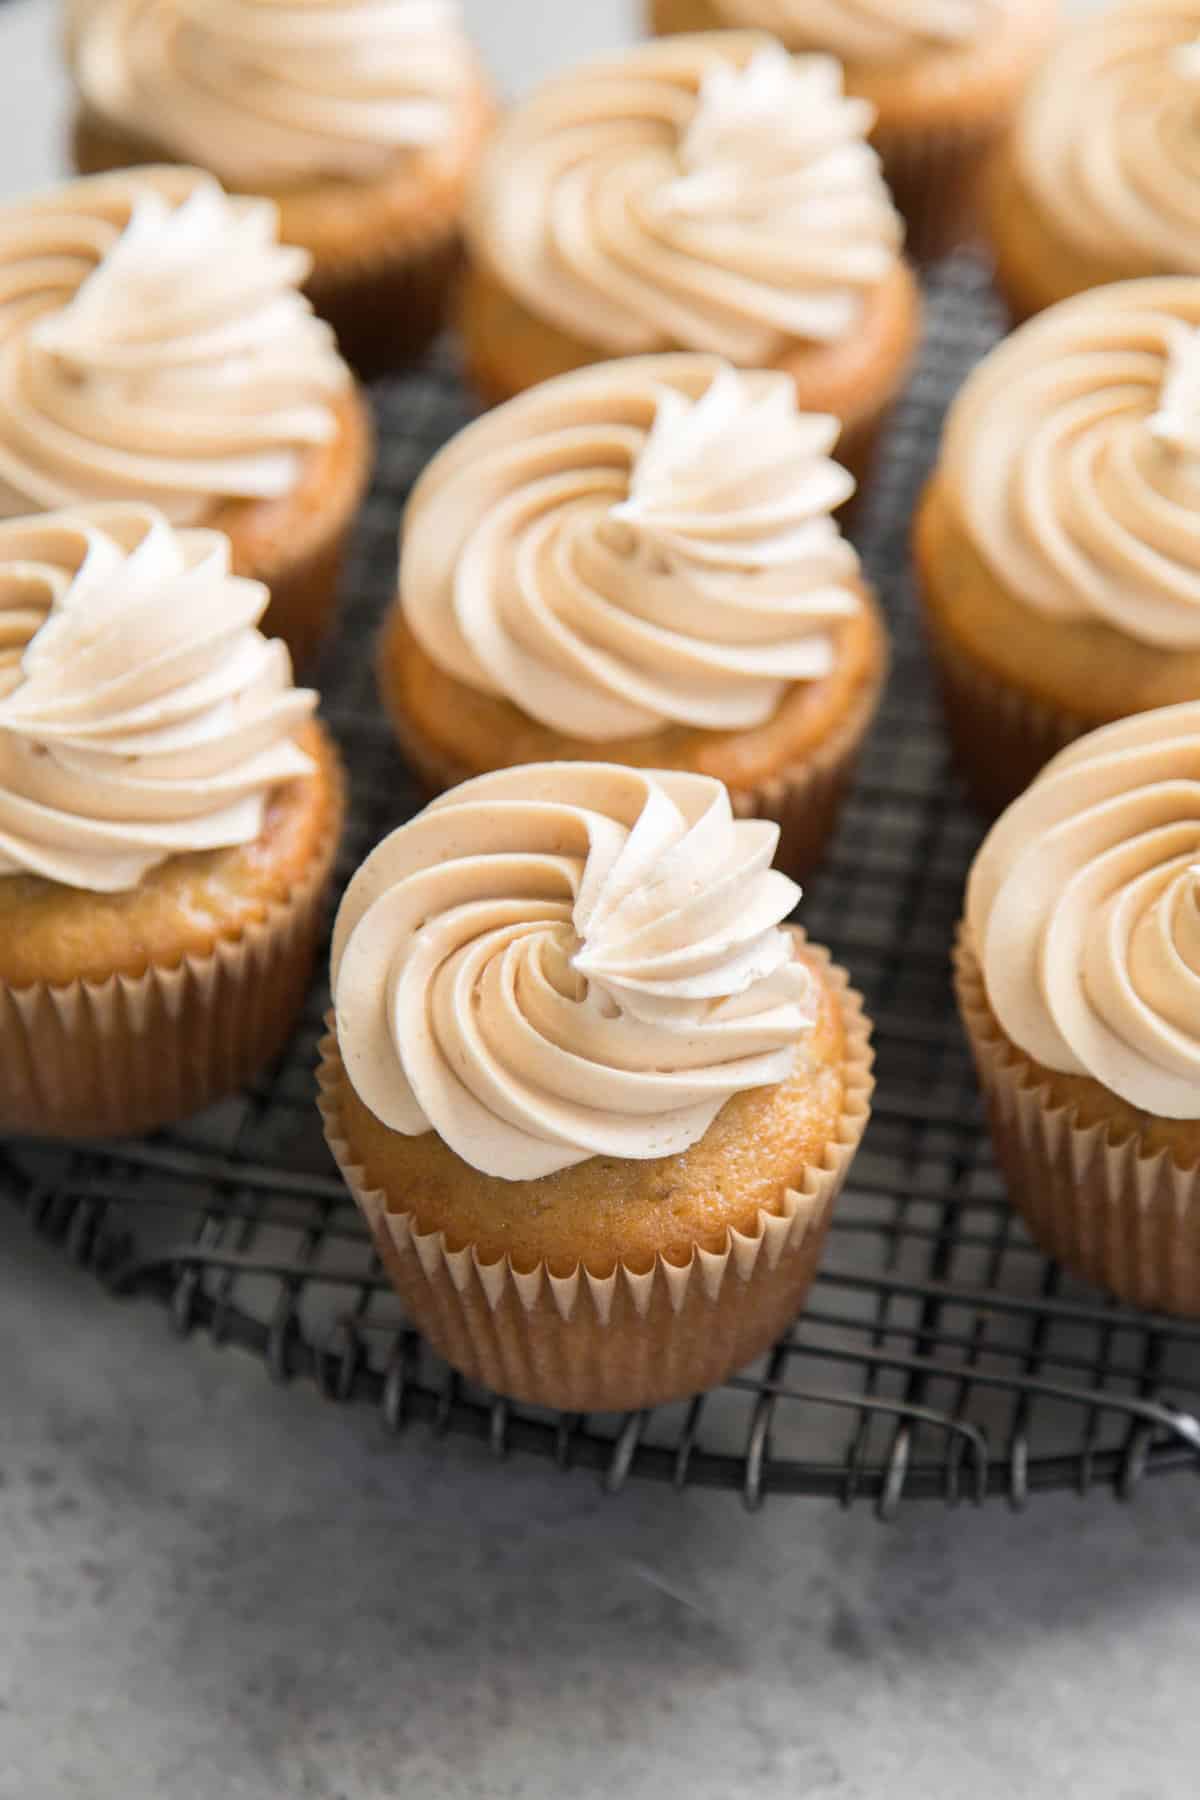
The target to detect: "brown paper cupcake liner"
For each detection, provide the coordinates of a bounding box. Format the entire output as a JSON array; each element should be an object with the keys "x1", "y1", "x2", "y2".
[
  {"x1": 922, "y1": 607, "x2": 1091, "y2": 819},
  {"x1": 0, "y1": 801, "x2": 342, "y2": 1142},
  {"x1": 955, "y1": 932, "x2": 1200, "y2": 1316},
  {"x1": 317, "y1": 939, "x2": 874, "y2": 1411},
  {"x1": 872, "y1": 117, "x2": 1003, "y2": 265}
]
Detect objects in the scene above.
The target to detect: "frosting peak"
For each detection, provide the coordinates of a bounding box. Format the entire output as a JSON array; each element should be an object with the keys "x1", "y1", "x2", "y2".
[
  {"x1": 466, "y1": 35, "x2": 903, "y2": 364},
  {"x1": 0, "y1": 505, "x2": 316, "y2": 893},
  {"x1": 967, "y1": 703, "x2": 1200, "y2": 1120},
  {"x1": 0, "y1": 170, "x2": 347, "y2": 526},
  {"x1": 72, "y1": 0, "x2": 481, "y2": 185},
  {"x1": 1149, "y1": 321, "x2": 1200, "y2": 454},
  {"x1": 331, "y1": 763, "x2": 816, "y2": 1179},
  {"x1": 401, "y1": 356, "x2": 863, "y2": 739}
]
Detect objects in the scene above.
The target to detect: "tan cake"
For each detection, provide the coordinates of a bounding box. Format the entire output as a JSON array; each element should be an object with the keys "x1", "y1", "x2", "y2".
[
  {"x1": 319, "y1": 762, "x2": 873, "y2": 1411},
  {"x1": 0, "y1": 505, "x2": 343, "y2": 1139}
]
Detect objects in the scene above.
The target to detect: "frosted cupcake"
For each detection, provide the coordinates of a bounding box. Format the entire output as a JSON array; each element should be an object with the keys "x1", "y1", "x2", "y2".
[
  {"x1": 319, "y1": 762, "x2": 873, "y2": 1412},
  {"x1": 461, "y1": 37, "x2": 919, "y2": 492},
  {"x1": 379, "y1": 356, "x2": 889, "y2": 880},
  {"x1": 650, "y1": 0, "x2": 1057, "y2": 261},
  {"x1": 67, "y1": 0, "x2": 494, "y2": 372},
  {"x1": 0, "y1": 504, "x2": 343, "y2": 1140},
  {"x1": 915, "y1": 278, "x2": 1200, "y2": 816},
  {"x1": 0, "y1": 168, "x2": 370, "y2": 669},
  {"x1": 989, "y1": 0, "x2": 1200, "y2": 322},
  {"x1": 956, "y1": 704, "x2": 1200, "y2": 1314}
]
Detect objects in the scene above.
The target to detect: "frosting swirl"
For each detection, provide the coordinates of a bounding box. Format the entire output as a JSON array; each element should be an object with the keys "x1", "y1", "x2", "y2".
[
  {"x1": 331, "y1": 764, "x2": 816, "y2": 1179},
  {"x1": 1015, "y1": 1, "x2": 1200, "y2": 276},
  {"x1": 967, "y1": 703, "x2": 1200, "y2": 1121},
  {"x1": 72, "y1": 0, "x2": 481, "y2": 186},
  {"x1": 710, "y1": 0, "x2": 995, "y2": 61},
  {"x1": 938, "y1": 278, "x2": 1200, "y2": 649},
  {"x1": 466, "y1": 38, "x2": 903, "y2": 362},
  {"x1": 0, "y1": 168, "x2": 347, "y2": 526},
  {"x1": 0, "y1": 504, "x2": 316, "y2": 893},
  {"x1": 402, "y1": 356, "x2": 862, "y2": 739}
]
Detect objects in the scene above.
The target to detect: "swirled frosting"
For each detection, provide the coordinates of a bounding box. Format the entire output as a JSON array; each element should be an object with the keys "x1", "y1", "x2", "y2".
[
  {"x1": 72, "y1": 0, "x2": 481, "y2": 186},
  {"x1": 0, "y1": 168, "x2": 347, "y2": 526},
  {"x1": 332, "y1": 764, "x2": 817, "y2": 1179},
  {"x1": 1015, "y1": 1, "x2": 1200, "y2": 276},
  {"x1": 967, "y1": 703, "x2": 1200, "y2": 1120},
  {"x1": 467, "y1": 38, "x2": 903, "y2": 362},
  {"x1": 0, "y1": 504, "x2": 316, "y2": 893},
  {"x1": 710, "y1": 0, "x2": 995, "y2": 61},
  {"x1": 402, "y1": 356, "x2": 862, "y2": 739},
  {"x1": 938, "y1": 278, "x2": 1200, "y2": 649}
]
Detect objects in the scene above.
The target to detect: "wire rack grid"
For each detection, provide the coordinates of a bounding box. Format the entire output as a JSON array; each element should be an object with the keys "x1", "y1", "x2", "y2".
[{"x1": 6, "y1": 255, "x2": 1200, "y2": 1519}]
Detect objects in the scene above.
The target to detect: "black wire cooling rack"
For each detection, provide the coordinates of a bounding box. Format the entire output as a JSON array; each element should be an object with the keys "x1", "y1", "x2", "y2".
[{"x1": 6, "y1": 255, "x2": 1200, "y2": 1517}]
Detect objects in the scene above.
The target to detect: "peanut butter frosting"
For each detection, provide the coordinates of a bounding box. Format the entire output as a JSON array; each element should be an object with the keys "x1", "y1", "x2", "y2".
[
  {"x1": 966, "y1": 703, "x2": 1200, "y2": 1120},
  {"x1": 72, "y1": 0, "x2": 481, "y2": 186},
  {"x1": 1015, "y1": 0, "x2": 1200, "y2": 276},
  {"x1": 938, "y1": 278, "x2": 1200, "y2": 649},
  {"x1": 710, "y1": 0, "x2": 996, "y2": 61},
  {"x1": 401, "y1": 356, "x2": 863, "y2": 738},
  {"x1": 465, "y1": 37, "x2": 904, "y2": 363},
  {"x1": 331, "y1": 763, "x2": 818, "y2": 1179},
  {"x1": 0, "y1": 167, "x2": 348, "y2": 526},
  {"x1": 0, "y1": 504, "x2": 316, "y2": 893}
]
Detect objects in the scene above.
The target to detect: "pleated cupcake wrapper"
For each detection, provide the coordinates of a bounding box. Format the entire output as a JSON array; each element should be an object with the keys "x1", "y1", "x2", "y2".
[
  {"x1": 0, "y1": 808, "x2": 341, "y2": 1142},
  {"x1": 318, "y1": 940, "x2": 873, "y2": 1411},
  {"x1": 923, "y1": 604, "x2": 1090, "y2": 819},
  {"x1": 954, "y1": 931, "x2": 1200, "y2": 1317},
  {"x1": 872, "y1": 117, "x2": 1004, "y2": 265}
]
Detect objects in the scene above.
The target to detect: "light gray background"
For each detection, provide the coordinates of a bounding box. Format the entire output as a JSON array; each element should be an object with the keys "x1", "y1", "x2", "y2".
[{"x1": 1, "y1": 4, "x2": 1194, "y2": 1800}]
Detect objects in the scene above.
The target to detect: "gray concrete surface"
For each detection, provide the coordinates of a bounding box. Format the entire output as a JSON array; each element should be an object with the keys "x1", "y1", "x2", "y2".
[{"x1": 1, "y1": 3, "x2": 1192, "y2": 1799}]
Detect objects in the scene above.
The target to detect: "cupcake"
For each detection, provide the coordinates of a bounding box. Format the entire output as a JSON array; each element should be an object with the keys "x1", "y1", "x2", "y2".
[
  {"x1": 460, "y1": 36, "x2": 920, "y2": 492},
  {"x1": 0, "y1": 167, "x2": 370, "y2": 670},
  {"x1": 988, "y1": 0, "x2": 1200, "y2": 323},
  {"x1": 0, "y1": 504, "x2": 343, "y2": 1140},
  {"x1": 379, "y1": 355, "x2": 889, "y2": 880},
  {"x1": 649, "y1": 0, "x2": 1057, "y2": 261},
  {"x1": 66, "y1": 0, "x2": 494, "y2": 373},
  {"x1": 318, "y1": 762, "x2": 873, "y2": 1412},
  {"x1": 955, "y1": 704, "x2": 1200, "y2": 1315},
  {"x1": 915, "y1": 278, "x2": 1200, "y2": 818}
]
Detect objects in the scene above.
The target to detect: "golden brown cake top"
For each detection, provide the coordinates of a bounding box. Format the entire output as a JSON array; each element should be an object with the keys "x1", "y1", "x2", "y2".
[
  {"x1": 0, "y1": 168, "x2": 348, "y2": 525},
  {"x1": 401, "y1": 354, "x2": 864, "y2": 740},
  {"x1": 331, "y1": 762, "x2": 819, "y2": 1180},
  {"x1": 1014, "y1": 0, "x2": 1200, "y2": 276},
  {"x1": 710, "y1": 0, "x2": 1000, "y2": 61},
  {"x1": 70, "y1": 0, "x2": 484, "y2": 186},
  {"x1": 965, "y1": 702, "x2": 1200, "y2": 1120},
  {"x1": 937, "y1": 277, "x2": 1200, "y2": 649},
  {"x1": 0, "y1": 503, "x2": 316, "y2": 892},
  {"x1": 466, "y1": 35, "x2": 903, "y2": 363}
]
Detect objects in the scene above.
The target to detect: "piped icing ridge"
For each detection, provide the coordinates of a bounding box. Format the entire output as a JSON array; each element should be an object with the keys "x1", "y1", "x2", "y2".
[
  {"x1": 0, "y1": 504, "x2": 316, "y2": 893},
  {"x1": 1015, "y1": 0, "x2": 1200, "y2": 275},
  {"x1": 710, "y1": 0, "x2": 996, "y2": 62},
  {"x1": 331, "y1": 763, "x2": 818, "y2": 1179},
  {"x1": 966, "y1": 703, "x2": 1200, "y2": 1122},
  {"x1": 466, "y1": 37, "x2": 903, "y2": 363},
  {"x1": 402, "y1": 355, "x2": 863, "y2": 738},
  {"x1": 938, "y1": 278, "x2": 1200, "y2": 649},
  {"x1": 0, "y1": 168, "x2": 347, "y2": 526},
  {"x1": 72, "y1": 0, "x2": 481, "y2": 185}
]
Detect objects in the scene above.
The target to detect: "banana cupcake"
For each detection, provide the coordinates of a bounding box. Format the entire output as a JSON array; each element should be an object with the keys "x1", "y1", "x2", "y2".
[
  {"x1": 0, "y1": 504, "x2": 343, "y2": 1140},
  {"x1": 650, "y1": 0, "x2": 1057, "y2": 261},
  {"x1": 989, "y1": 0, "x2": 1200, "y2": 322},
  {"x1": 0, "y1": 167, "x2": 370, "y2": 670},
  {"x1": 319, "y1": 762, "x2": 873, "y2": 1412},
  {"x1": 460, "y1": 35, "x2": 919, "y2": 493},
  {"x1": 67, "y1": 0, "x2": 495, "y2": 372},
  {"x1": 380, "y1": 355, "x2": 889, "y2": 880},
  {"x1": 956, "y1": 704, "x2": 1200, "y2": 1314},
  {"x1": 915, "y1": 278, "x2": 1200, "y2": 816}
]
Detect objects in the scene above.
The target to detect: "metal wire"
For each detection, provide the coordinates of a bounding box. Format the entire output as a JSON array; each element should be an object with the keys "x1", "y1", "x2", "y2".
[{"x1": 5, "y1": 254, "x2": 1200, "y2": 1515}]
